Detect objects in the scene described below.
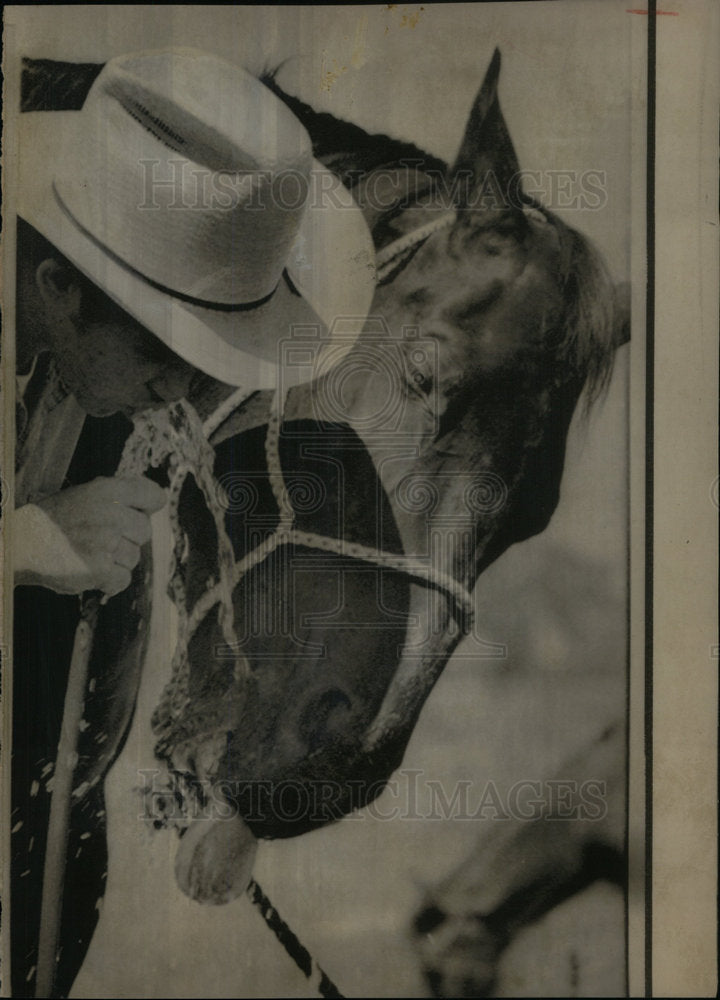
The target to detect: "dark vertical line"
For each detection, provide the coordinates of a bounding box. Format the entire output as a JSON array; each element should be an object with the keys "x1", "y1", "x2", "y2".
[
  {"x1": 645, "y1": 1, "x2": 657, "y2": 997},
  {"x1": 625, "y1": 398, "x2": 631, "y2": 1000}
]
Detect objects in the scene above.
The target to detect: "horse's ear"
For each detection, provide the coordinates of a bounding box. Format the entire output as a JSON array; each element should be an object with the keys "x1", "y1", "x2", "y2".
[{"x1": 450, "y1": 49, "x2": 521, "y2": 211}]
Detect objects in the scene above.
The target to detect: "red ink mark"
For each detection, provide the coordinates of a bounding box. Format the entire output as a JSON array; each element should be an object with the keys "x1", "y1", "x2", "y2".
[{"x1": 626, "y1": 8, "x2": 679, "y2": 14}]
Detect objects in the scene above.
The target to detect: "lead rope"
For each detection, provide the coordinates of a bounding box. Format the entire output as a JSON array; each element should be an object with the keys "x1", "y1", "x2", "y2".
[
  {"x1": 95, "y1": 391, "x2": 343, "y2": 997},
  {"x1": 246, "y1": 879, "x2": 343, "y2": 999}
]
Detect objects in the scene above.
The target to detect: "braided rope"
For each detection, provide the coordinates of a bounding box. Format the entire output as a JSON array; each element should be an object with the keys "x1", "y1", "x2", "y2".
[
  {"x1": 114, "y1": 399, "x2": 253, "y2": 747},
  {"x1": 284, "y1": 529, "x2": 474, "y2": 628},
  {"x1": 375, "y1": 210, "x2": 456, "y2": 281},
  {"x1": 264, "y1": 389, "x2": 295, "y2": 529},
  {"x1": 247, "y1": 879, "x2": 344, "y2": 998},
  {"x1": 202, "y1": 385, "x2": 256, "y2": 439},
  {"x1": 187, "y1": 525, "x2": 474, "y2": 649}
]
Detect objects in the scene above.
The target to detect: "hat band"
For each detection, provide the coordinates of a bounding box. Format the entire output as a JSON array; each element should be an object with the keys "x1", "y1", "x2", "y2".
[
  {"x1": 52, "y1": 182, "x2": 286, "y2": 313},
  {"x1": 131, "y1": 272, "x2": 283, "y2": 314}
]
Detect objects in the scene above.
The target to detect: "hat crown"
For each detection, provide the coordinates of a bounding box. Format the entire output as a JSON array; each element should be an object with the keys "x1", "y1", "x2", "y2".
[
  {"x1": 54, "y1": 48, "x2": 314, "y2": 304},
  {"x1": 103, "y1": 49, "x2": 311, "y2": 171}
]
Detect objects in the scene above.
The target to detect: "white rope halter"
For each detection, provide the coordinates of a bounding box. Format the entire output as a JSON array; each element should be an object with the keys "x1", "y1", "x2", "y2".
[
  {"x1": 192, "y1": 384, "x2": 475, "y2": 642},
  {"x1": 117, "y1": 380, "x2": 474, "y2": 755}
]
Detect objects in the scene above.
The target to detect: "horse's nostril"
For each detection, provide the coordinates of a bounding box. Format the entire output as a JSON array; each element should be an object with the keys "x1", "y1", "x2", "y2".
[{"x1": 414, "y1": 904, "x2": 448, "y2": 935}]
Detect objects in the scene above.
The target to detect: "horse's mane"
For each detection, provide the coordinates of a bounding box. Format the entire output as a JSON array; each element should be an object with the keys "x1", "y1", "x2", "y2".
[
  {"x1": 259, "y1": 69, "x2": 447, "y2": 189},
  {"x1": 554, "y1": 220, "x2": 618, "y2": 406}
]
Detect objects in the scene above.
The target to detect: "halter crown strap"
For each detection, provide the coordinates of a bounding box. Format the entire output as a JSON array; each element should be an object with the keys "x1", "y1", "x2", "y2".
[{"x1": 376, "y1": 210, "x2": 456, "y2": 281}]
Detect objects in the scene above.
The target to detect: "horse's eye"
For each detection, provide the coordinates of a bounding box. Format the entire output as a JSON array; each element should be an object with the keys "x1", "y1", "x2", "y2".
[{"x1": 404, "y1": 343, "x2": 435, "y2": 395}]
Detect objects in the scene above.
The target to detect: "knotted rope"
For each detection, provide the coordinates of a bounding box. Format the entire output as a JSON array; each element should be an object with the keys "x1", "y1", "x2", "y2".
[
  {"x1": 110, "y1": 382, "x2": 473, "y2": 995},
  {"x1": 115, "y1": 385, "x2": 474, "y2": 771}
]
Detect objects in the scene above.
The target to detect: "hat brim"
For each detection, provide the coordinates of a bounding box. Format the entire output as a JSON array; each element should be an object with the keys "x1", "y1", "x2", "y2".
[{"x1": 17, "y1": 111, "x2": 376, "y2": 390}]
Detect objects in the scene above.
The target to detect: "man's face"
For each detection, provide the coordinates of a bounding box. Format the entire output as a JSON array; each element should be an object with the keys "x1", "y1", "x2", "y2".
[{"x1": 41, "y1": 264, "x2": 200, "y2": 418}]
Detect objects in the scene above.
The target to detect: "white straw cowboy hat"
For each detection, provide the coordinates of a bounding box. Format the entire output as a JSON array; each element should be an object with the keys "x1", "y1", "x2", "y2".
[{"x1": 17, "y1": 48, "x2": 376, "y2": 389}]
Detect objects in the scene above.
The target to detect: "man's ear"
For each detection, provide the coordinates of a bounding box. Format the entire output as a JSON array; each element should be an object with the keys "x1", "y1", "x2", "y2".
[{"x1": 35, "y1": 259, "x2": 83, "y2": 317}]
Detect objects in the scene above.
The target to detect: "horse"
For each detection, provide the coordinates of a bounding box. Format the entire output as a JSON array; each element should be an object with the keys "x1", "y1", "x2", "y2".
[
  {"x1": 12, "y1": 48, "x2": 627, "y2": 997},
  {"x1": 412, "y1": 721, "x2": 626, "y2": 997}
]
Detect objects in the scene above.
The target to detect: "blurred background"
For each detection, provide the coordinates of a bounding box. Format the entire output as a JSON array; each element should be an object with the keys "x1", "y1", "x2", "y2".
[{"x1": 7, "y1": 4, "x2": 632, "y2": 996}]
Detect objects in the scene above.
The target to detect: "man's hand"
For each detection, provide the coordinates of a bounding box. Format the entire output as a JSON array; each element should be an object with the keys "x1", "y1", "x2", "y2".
[{"x1": 14, "y1": 476, "x2": 167, "y2": 597}]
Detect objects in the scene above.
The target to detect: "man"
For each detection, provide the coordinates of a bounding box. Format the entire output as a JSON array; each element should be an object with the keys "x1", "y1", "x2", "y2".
[
  {"x1": 15, "y1": 216, "x2": 183, "y2": 594},
  {"x1": 11, "y1": 217, "x2": 193, "y2": 997},
  {"x1": 14, "y1": 44, "x2": 374, "y2": 591},
  {"x1": 10, "y1": 48, "x2": 375, "y2": 996}
]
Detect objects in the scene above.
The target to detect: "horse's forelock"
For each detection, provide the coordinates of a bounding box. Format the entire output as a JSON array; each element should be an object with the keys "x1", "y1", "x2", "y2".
[{"x1": 552, "y1": 220, "x2": 617, "y2": 408}]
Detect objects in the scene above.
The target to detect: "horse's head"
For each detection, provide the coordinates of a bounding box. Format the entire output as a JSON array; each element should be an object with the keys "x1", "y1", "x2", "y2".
[
  {"x1": 199, "y1": 51, "x2": 627, "y2": 835},
  {"x1": 312, "y1": 48, "x2": 623, "y2": 596}
]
